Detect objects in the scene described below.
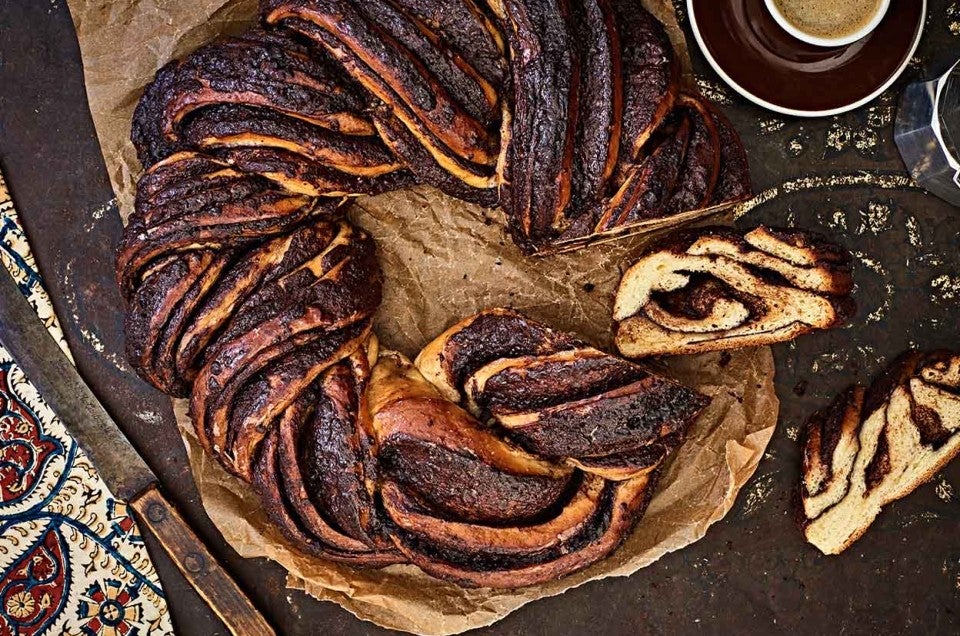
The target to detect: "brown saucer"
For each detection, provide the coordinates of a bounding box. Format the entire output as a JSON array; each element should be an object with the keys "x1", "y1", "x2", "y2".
[{"x1": 688, "y1": 0, "x2": 926, "y2": 117}]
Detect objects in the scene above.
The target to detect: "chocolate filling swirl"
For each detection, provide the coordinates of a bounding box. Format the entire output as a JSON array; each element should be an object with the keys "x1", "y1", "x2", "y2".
[
  {"x1": 614, "y1": 225, "x2": 855, "y2": 358},
  {"x1": 118, "y1": 0, "x2": 745, "y2": 586}
]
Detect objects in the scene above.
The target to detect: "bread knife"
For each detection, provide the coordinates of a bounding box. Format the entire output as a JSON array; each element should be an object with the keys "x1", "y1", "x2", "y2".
[{"x1": 0, "y1": 267, "x2": 275, "y2": 636}]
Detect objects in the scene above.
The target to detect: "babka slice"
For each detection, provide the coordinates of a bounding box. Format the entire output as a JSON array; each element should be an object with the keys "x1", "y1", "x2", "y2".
[
  {"x1": 800, "y1": 351, "x2": 960, "y2": 554},
  {"x1": 613, "y1": 225, "x2": 855, "y2": 358}
]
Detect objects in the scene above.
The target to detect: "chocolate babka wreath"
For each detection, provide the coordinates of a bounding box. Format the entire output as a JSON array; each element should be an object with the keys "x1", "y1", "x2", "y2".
[
  {"x1": 129, "y1": 0, "x2": 751, "y2": 256},
  {"x1": 118, "y1": 0, "x2": 757, "y2": 587}
]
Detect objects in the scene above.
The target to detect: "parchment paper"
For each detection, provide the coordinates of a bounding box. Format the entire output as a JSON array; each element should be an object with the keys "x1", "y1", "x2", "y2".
[
  {"x1": 64, "y1": 0, "x2": 779, "y2": 633},
  {"x1": 174, "y1": 346, "x2": 776, "y2": 635}
]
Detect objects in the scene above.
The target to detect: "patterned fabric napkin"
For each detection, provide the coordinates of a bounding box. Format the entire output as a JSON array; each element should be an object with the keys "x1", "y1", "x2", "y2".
[{"x1": 0, "y1": 170, "x2": 172, "y2": 635}]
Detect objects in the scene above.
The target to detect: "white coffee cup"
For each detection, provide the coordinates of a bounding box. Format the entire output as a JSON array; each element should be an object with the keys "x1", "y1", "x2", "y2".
[{"x1": 764, "y1": 0, "x2": 891, "y2": 47}]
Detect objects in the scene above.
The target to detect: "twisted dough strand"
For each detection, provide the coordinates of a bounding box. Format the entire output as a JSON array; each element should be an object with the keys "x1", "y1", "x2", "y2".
[
  {"x1": 132, "y1": 0, "x2": 750, "y2": 253},
  {"x1": 118, "y1": 0, "x2": 732, "y2": 586},
  {"x1": 374, "y1": 309, "x2": 708, "y2": 586}
]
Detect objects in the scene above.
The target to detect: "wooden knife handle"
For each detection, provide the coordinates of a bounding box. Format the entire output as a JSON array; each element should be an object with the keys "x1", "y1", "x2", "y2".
[{"x1": 129, "y1": 484, "x2": 276, "y2": 636}]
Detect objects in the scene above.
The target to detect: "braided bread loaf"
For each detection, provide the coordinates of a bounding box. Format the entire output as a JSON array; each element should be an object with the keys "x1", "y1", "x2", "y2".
[
  {"x1": 118, "y1": 0, "x2": 740, "y2": 587},
  {"x1": 130, "y1": 0, "x2": 750, "y2": 255}
]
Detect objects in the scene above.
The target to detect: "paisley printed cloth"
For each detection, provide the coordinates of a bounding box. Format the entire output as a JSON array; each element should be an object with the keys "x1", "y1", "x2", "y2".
[{"x1": 0, "y1": 170, "x2": 172, "y2": 636}]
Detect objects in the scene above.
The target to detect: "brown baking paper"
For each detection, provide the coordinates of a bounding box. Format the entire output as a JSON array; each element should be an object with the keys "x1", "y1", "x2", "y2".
[
  {"x1": 65, "y1": 0, "x2": 779, "y2": 633},
  {"x1": 173, "y1": 346, "x2": 776, "y2": 635}
]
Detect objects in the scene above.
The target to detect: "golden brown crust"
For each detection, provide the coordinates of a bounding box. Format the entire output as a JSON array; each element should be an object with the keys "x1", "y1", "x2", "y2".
[
  {"x1": 369, "y1": 309, "x2": 707, "y2": 587},
  {"x1": 261, "y1": 0, "x2": 501, "y2": 204},
  {"x1": 130, "y1": 28, "x2": 404, "y2": 199}
]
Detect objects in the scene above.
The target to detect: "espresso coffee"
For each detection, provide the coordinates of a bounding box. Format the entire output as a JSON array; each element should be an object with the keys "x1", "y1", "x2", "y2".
[{"x1": 772, "y1": 0, "x2": 884, "y2": 40}]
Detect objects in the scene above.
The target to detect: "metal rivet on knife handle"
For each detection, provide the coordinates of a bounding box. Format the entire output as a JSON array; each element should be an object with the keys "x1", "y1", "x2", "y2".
[{"x1": 130, "y1": 484, "x2": 276, "y2": 636}]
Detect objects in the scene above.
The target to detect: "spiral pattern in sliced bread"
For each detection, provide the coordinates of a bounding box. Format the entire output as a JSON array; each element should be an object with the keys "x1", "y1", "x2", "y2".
[
  {"x1": 800, "y1": 351, "x2": 960, "y2": 555},
  {"x1": 613, "y1": 225, "x2": 855, "y2": 358}
]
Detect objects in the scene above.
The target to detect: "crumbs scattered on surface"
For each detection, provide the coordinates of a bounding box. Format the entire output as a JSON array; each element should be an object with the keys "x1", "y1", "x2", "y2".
[
  {"x1": 931, "y1": 274, "x2": 960, "y2": 304},
  {"x1": 759, "y1": 118, "x2": 785, "y2": 136},
  {"x1": 785, "y1": 426, "x2": 799, "y2": 442},
  {"x1": 695, "y1": 78, "x2": 732, "y2": 105},
  {"x1": 822, "y1": 121, "x2": 880, "y2": 156},
  {"x1": 852, "y1": 254, "x2": 892, "y2": 323},
  {"x1": 900, "y1": 511, "x2": 941, "y2": 528},
  {"x1": 810, "y1": 350, "x2": 844, "y2": 374},
  {"x1": 735, "y1": 172, "x2": 920, "y2": 221},
  {"x1": 935, "y1": 475, "x2": 956, "y2": 503},
  {"x1": 850, "y1": 232, "x2": 896, "y2": 324},
  {"x1": 825, "y1": 123, "x2": 850, "y2": 153},
  {"x1": 785, "y1": 207, "x2": 796, "y2": 227},
  {"x1": 856, "y1": 344, "x2": 880, "y2": 367},
  {"x1": 948, "y1": 2, "x2": 960, "y2": 36},
  {"x1": 741, "y1": 472, "x2": 776, "y2": 516},
  {"x1": 906, "y1": 215, "x2": 923, "y2": 248},
  {"x1": 79, "y1": 327, "x2": 105, "y2": 353},
  {"x1": 852, "y1": 128, "x2": 880, "y2": 154},
  {"x1": 810, "y1": 345, "x2": 878, "y2": 374},
  {"x1": 821, "y1": 208, "x2": 847, "y2": 232},
  {"x1": 856, "y1": 201, "x2": 893, "y2": 235},
  {"x1": 919, "y1": 251, "x2": 945, "y2": 267},
  {"x1": 866, "y1": 104, "x2": 895, "y2": 129},
  {"x1": 284, "y1": 594, "x2": 303, "y2": 620},
  {"x1": 75, "y1": 315, "x2": 128, "y2": 371},
  {"x1": 136, "y1": 410, "x2": 165, "y2": 426},
  {"x1": 784, "y1": 173, "x2": 915, "y2": 192},
  {"x1": 83, "y1": 199, "x2": 116, "y2": 233},
  {"x1": 787, "y1": 135, "x2": 805, "y2": 157},
  {"x1": 91, "y1": 199, "x2": 115, "y2": 221},
  {"x1": 867, "y1": 282, "x2": 895, "y2": 324},
  {"x1": 689, "y1": 556, "x2": 711, "y2": 571},
  {"x1": 852, "y1": 250, "x2": 887, "y2": 276}
]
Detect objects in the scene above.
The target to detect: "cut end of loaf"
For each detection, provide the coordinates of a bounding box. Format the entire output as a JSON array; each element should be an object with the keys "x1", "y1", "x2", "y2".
[
  {"x1": 799, "y1": 351, "x2": 960, "y2": 555},
  {"x1": 613, "y1": 225, "x2": 854, "y2": 359}
]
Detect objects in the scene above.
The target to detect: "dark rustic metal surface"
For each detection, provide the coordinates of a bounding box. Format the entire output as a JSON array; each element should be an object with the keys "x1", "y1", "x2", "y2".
[
  {"x1": 0, "y1": 0, "x2": 958, "y2": 633},
  {"x1": 0, "y1": 265, "x2": 157, "y2": 501}
]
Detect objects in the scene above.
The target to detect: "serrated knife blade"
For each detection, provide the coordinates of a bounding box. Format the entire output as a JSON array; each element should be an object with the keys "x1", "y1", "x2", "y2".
[
  {"x1": 0, "y1": 266, "x2": 155, "y2": 499},
  {"x1": 0, "y1": 267, "x2": 274, "y2": 635}
]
